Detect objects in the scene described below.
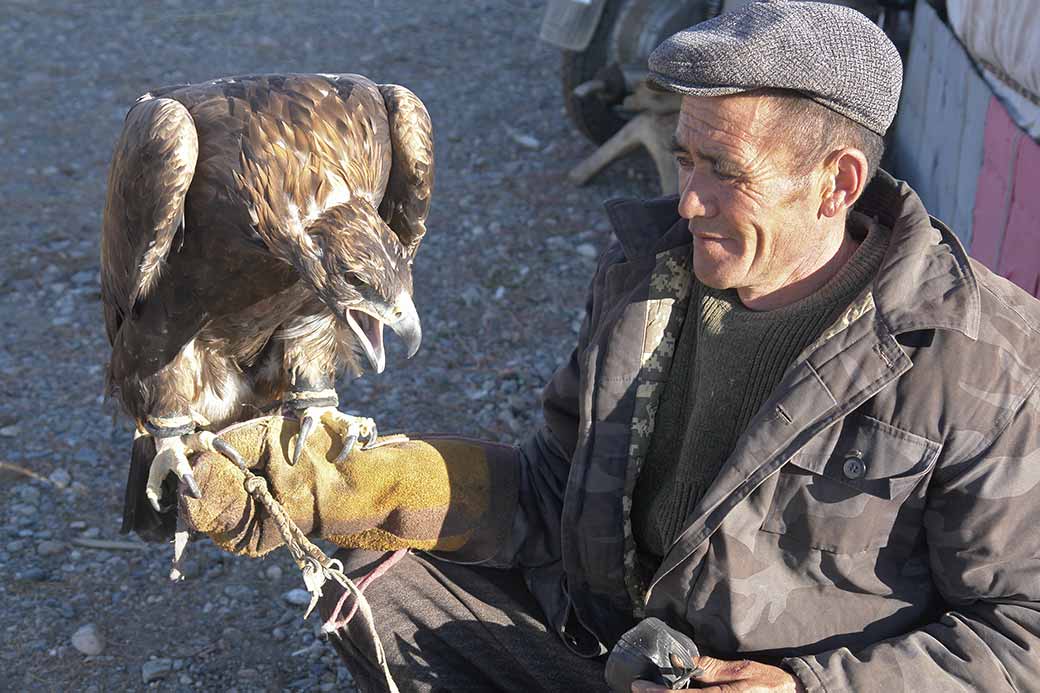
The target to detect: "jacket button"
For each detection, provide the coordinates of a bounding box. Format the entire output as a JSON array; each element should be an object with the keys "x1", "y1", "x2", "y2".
[{"x1": 843, "y1": 450, "x2": 866, "y2": 480}]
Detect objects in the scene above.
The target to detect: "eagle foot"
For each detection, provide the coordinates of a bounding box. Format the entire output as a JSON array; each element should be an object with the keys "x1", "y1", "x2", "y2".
[
  {"x1": 292, "y1": 406, "x2": 378, "y2": 466},
  {"x1": 145, "y1": 430, "x2": 247, "y2": 513}
]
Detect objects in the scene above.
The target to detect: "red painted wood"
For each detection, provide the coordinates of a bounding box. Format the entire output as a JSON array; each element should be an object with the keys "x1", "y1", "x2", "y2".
[
  {"x1": 971, "y1": 98, "x2": 1019, "y2": 269},
  {"x1": 997, "y1": 133, "x2": 1040, "y2": 297}
]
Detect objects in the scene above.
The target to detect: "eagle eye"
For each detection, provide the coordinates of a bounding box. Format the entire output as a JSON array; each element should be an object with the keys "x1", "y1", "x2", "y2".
[{"x1": 344, "y1": 271, "x2": 365, "y2": 287}]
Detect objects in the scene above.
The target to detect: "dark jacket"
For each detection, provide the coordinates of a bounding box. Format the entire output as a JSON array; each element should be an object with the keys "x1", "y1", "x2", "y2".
[{"x1": 461, "y1": 171, "x2": 1040, "y2": 691}]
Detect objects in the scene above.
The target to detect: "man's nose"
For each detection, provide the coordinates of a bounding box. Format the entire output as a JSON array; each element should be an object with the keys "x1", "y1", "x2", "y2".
[{"x1": 678, "y1": 180, "x2": 713, "y2": 219}]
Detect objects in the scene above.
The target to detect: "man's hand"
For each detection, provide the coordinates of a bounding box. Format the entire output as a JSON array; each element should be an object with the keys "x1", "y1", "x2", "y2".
[{"x1": 630, "y1": 655, "x2": 805, "y2": 693}]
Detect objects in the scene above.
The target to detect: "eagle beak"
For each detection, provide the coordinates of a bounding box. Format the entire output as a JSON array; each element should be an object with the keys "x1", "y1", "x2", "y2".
[
  {"x1": 345, "y1": 309, "x2": 386, "y2": 374},
  {"x1": 388, "y1": 290, "x2": 422, "y2": 359},
  {"x1": 344, "y1": 291, "x2": 421, "y2": 375}
]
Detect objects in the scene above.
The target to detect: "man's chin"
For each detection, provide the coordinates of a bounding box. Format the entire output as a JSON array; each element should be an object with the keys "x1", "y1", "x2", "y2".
[
  {"x1": 691, "y1": 238, "x2": 746, "y2": 289},
  {"x1": 692, "y1": 257, "x2": 740, "y2": 291}
]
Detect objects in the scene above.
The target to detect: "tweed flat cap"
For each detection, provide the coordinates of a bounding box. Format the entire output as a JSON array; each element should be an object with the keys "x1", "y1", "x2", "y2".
[{"x1": 648, "y1": 0, "x2": 903, "y2": 135}]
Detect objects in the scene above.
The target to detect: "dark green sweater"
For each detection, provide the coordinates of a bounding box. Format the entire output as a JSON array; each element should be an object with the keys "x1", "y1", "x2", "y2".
[{"x1": 632, "y1": 221, "x2": 889, "y2": 561}]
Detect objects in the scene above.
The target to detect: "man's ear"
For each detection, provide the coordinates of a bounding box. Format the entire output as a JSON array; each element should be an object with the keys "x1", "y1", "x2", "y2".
[{"x1": 819, "y1": 148, "x2": 869, "y2": 219}]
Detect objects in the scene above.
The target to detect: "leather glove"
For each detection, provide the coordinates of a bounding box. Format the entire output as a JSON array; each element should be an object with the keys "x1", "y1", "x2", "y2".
[{"x1": 178, "y1": 416, "x2": 497, "y2": 558}]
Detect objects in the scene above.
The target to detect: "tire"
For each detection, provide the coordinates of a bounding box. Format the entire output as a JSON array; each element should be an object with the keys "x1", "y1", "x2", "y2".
[
  {"x1": 560, "y1": 0, "x2": 720, "y2": 145},
  {"x1": 560, "y1": 0, "x2": 628, "y2": 145}
]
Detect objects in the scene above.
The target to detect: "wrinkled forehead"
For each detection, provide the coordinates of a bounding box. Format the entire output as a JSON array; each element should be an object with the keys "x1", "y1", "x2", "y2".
[{"x1": 674, "y1": 93, "x2": 777, "y2": 157}]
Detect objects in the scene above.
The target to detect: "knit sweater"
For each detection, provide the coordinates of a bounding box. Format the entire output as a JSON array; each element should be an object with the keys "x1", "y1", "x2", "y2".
[{"x1": 632, "y1": 220, "x2": 889, "y2": 561}]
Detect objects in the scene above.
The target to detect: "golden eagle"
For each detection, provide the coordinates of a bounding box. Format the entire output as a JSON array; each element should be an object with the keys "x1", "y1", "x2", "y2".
[{"x1": 101, "y1": 74, "x2": 431, "y2": 538}]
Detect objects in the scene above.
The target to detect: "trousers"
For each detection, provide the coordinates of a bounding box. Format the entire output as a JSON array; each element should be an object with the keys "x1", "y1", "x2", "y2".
[{"x1": 318, "y1": 549, "x2": 608, "y2": 692}]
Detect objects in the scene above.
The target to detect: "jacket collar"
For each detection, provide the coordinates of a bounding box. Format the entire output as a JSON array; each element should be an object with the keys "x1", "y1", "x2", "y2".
[
  {"x1": 602, "y1": 171, "x2": 981, "y2": 340},
  {"x1": 858, "y1": 171, "x2": 980, "y2": 340},
  {"x1": 603, "y1": 195, "x2": 686, "y2": 260}
]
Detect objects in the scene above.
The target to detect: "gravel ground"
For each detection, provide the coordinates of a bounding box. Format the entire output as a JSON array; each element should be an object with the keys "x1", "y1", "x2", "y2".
[{"x1": 0, "y1": 1, "x2": 659, "y2": 691}]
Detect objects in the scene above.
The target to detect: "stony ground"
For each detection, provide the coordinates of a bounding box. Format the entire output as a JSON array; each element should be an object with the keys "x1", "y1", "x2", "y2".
[{"x1": 0, "y1": 1, "x2": 658, "y2": 690}]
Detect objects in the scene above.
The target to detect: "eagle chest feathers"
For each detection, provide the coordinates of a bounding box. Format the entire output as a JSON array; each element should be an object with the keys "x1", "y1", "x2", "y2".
[{"x1": 101, "y1": 73, "x2": 431, "y2": 431}]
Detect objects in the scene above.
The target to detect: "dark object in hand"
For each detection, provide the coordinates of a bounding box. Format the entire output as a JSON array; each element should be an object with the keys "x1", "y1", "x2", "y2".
[{"x1": 605, "y1": 618, "x2": 703, "y2": 691}]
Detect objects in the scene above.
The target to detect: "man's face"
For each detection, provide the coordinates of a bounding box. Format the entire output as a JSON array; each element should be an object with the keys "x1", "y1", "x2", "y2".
[{"x1": 674, "y1": 94, "x2": 827, "y2": 295}]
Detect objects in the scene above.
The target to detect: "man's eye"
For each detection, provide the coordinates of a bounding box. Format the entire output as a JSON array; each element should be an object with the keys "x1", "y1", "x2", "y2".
[
  {"x1": 713, "y1": 162, "x2": 738, "y2": 179},
  {"x1": 675, "y1": 156, "x2": 694, "y2": 169}
]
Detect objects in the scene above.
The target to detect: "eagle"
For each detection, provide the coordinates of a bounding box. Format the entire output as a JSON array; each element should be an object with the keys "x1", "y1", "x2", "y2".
[{"x1": 101, "y1": 74, "x2": 431, "y2": 537}]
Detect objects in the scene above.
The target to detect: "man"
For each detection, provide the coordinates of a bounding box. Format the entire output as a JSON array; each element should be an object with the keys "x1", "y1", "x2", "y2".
[{"x1": 179, "y1": 2, "x2": 1040, "y2": 691}]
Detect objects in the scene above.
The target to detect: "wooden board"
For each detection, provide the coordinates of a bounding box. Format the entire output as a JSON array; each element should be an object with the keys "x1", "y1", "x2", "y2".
[
  {"x1": 996, "y1": 130, "x2": 1040, "y2": 297},
  {"x1": 970, "y1": 98, "x2": 1021, "y2": 270},
  {"x1": 890, "y1": 0, "x2": 991, "y2": 247},
  {"x1": 953, "y1": 63, "x2": 992, "y2": 249}
]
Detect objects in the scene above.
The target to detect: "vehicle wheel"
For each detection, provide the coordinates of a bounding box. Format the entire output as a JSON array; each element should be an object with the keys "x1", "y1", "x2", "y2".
[
  {"x1": 560, "y1": 0, "x2": 721, "y2": 145},
  {"x1": 560, "y1": 0, "x2": 628, "y2": 145}
]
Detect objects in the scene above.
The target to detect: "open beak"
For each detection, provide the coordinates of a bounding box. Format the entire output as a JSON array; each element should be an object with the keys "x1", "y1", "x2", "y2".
[
  {"x1": 344, "y1": 291, "x2": 421, "y2": 374},
  {"x1": 387, "y1": 290, "x2": 422, "y2": 359}
]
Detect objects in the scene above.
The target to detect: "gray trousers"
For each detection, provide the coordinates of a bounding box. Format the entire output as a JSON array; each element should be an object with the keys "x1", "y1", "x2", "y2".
[{"x1": 318, "y1": 550, "x2": 607, "y2": 693}]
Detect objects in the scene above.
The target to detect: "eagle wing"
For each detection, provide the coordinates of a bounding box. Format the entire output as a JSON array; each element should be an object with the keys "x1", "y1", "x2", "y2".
[
  {"x1": 376, "y1": 83, "x2": 434, "y2": 260},
  {"x1": 100, "y1": 97, "x2": 199, "y2": 345}
]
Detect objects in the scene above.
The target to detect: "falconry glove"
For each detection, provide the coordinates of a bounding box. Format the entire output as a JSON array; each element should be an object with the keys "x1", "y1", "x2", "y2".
[{"x1": 178, "y1": 416, "x2": 506, "y2": 558}]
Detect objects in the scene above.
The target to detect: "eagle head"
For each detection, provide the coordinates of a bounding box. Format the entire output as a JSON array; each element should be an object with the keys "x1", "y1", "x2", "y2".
[{"x1": 297, "y1": 203, "x2": 422, "y2": 374}]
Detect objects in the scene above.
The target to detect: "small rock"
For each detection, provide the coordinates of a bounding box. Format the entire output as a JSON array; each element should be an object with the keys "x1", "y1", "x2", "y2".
[
  {"x1": 0, "y1": 425, "x2": 20, "y2": 437},
  {"x1": 264, "y1": 564, "x2": 283, "y2": 581},
  {"x1": 223, "y1": 584, "x2": 256, "y2": 600},
  {"x1": 505, "y1": 126, "x2": 541, "y2": 150},
  {"x1": 272, "y1": 627, "x2": 287, "y2": 641},
  {"x1": 80, "y1": 527, "x2": 100, "y2": 539},
  {"x1": 460, "y1": 285, "x2": 482, "y2": 307},
  {"x1": 71, "y1": 624, "x2": 104, "y2": 656},
  {"x1": 142, "y1": 658, "x2": 173, "y2": 683},
  {"x1": 282, "y1": 588, "x2": 311, "y2": 606},
  {"x1": 68, "y1": 521, "x2": 86, "y2": 530},
  {"x1": 48, "y1": 468, "x2": 71, "y2": 489},
  {"x1": 17, "y1": 567, "x2": 48, "y2": 582},
  {"x1": 575, "y1": 243, "x2": 598, "y2": 258},
  {"x1": 16, "y1": 484, "x2": 41, "y2": 501},
  {"x1": 73, "y1": 449, "x2": 100, "y2": 465},
  {"x1": 71, "y1": 270, "x2": 95, "y2": 285},
  {"x1": 37, "y1": 540, "x2": 65, "y2": 556}
]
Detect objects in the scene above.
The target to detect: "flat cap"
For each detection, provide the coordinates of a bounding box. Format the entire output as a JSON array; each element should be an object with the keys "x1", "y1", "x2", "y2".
[{"x1": 648, "y1": 0, "x2": 903, "y2": 136}]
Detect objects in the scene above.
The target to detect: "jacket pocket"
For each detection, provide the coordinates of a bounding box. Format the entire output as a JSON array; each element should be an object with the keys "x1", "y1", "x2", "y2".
[{"x1": 759, "y1": 416, "x2": 941, "y2": 554}]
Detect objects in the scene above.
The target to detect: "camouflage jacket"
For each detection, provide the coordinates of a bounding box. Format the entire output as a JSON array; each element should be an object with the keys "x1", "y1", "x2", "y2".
[{"x1": 457, "y1": 171, "x2": 1040, "y2": 692}]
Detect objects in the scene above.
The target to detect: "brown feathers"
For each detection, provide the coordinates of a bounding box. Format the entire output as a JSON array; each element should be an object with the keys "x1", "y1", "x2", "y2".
[{"x1": 100, "y1": 73, "x2": 434, "y2": 428}]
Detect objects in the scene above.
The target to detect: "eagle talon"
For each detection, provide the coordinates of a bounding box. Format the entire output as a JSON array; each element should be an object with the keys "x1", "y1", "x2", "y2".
[
  {"x1": 144, "y1": 430, "x2": 247, "y2": 510},
  {"x1": 335, "y1": 435, "x2": 358, "y2": 464},
  {"x1": 181, "y1": 471, "x2": 202, "y2": 499},
  {"x1": 146, "y1": 439, "x2": 198, "y2": 513},
  {"x1": 293, "y1": 406, "x2": 378, "y2": 464},
  {"x1": 210, "y1": 437, "x2": 247, "y2": 471},
  {"x1": 361, "y1": 422, "x2": 378, "y2": 449},
  {"x1": 292, "y1": 413, "x2": 320, "y2": 466}
]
